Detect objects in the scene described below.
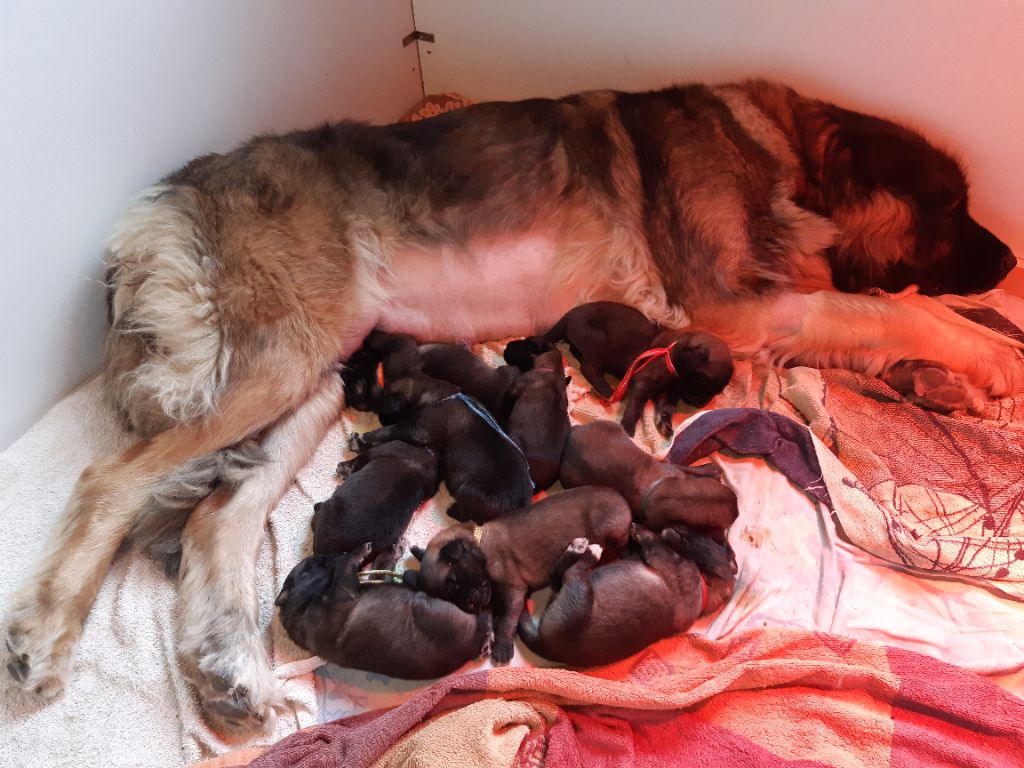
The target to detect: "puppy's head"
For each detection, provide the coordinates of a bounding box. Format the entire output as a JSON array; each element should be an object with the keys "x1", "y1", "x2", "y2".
[
  {"x1": 668, "y1": 332, "x2": 734, "y2": 407},
  {"x1": 340, "y1": 348, "x2": 382, "y2": 412},
  {"x1": 410, "y1": 533, "x2": 492, "y2": 613},
  {"x1": 503, "y1": 336, "x2": 557, "y2": 371},
  {"x1": 379, "y1": 374, "x2": 458, "y2": 424},
  {"x1": 642, "y1": 472, "x2": 738, "y2": 532},
  {"x1": 660, "y1": 525, "x2": 738, "y2": 614},
  {"x1": 821, "y1": 107, "x2": 1015, "y2": 294}
]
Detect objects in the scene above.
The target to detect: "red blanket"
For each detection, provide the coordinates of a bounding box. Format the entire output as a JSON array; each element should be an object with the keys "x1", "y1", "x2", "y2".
[{"x1": 217, "y1": 628, "x2": 1024, "y2": 767}]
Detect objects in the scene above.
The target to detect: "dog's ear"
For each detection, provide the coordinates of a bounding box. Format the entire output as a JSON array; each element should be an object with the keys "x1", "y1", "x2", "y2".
[
  {"x1": 402, "y1": 569, "x2": 420, "y2": 589},
  {"x1": 313, "y1": 501, "x2": 322, "y2": 513},
  {"x1": 410, "y1": 545, "x2": 426, "y2": 561},
  {"x1": 440, "y1": 539, "x2": 467, "y2": 563},
  {"x1": 660, "y1": 526, "x2": 687, "y2": 550}
]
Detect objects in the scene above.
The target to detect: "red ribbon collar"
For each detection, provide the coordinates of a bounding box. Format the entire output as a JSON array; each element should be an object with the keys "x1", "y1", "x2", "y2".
[{"x1": 608, "y1": 342, "x2": 678, "y2": 403}]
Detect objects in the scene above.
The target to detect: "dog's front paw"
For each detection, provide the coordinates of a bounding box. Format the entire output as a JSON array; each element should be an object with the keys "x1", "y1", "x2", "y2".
[
  {"x1": 4, "y1": 599, "x2": 76, "y2": 700},
  {"x1": 885, "y1": 360, "x2": 985, "y2": 414},
  {"x1": 489, "y1": 636, "x2": 515, "y2": 665}
]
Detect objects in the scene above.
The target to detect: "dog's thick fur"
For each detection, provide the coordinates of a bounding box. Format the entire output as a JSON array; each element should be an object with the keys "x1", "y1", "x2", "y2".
[{"x1": 6, "y1": 79, "x2": 1022, "y2": 731}]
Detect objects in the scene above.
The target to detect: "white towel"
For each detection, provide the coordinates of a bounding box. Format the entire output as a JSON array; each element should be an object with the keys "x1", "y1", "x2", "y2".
[{"x1": 0, "y1": 375, "x2": 330, "y2": 768}]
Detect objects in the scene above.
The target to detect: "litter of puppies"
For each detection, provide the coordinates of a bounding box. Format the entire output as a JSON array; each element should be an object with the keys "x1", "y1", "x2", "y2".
[{"x1": 276, "y1": 302, "x2": 738, "y2": 676}]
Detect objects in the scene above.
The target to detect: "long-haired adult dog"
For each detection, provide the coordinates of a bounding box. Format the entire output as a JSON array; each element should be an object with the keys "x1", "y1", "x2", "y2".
[{"x1": 5, "y1": 79, "x2": 1021, "y2": 731}]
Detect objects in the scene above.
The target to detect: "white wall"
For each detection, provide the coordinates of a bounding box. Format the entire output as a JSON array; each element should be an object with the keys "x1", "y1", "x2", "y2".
[
  {"x1": 415, "y1": 0, "x2": 1024, "y2": 267},
  {"x1": 0, "y1": 0, "x2": 421, "y2": 449}
]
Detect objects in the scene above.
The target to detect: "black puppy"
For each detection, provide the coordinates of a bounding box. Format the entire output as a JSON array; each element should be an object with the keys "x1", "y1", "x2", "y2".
[
  {"x1": 312, "y1": 440, "x2": 439, "y2": 561},
  {"x1": 406, "y1": 486, "x2": 633, "y2": 664},
  {"x1": 349, "y1": 389, "x2": 533, "y2": 524},
  {"x1": 499, "y1": 337, "x2": 571, "y2": 490},
  {"x1": 276, "y1": 545, "x2": 491, "y2": 680},
  {"x1": 614, "y1": 329, "x2": 734, "y2": 438},
  {"x1": 417, "y1": 342, "x2": 520, "y2": 417},
  {"x1": 517, "y1": 524, "x2": 729, "y2": 666},
  {"x1": 559, "y1": 421, "x2": 738, "y2": 542},
  {"x1": 544, "y1": 302, "x2": 659, "y2": 398}
]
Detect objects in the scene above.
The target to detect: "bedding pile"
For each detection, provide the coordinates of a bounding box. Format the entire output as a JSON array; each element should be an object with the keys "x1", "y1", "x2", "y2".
[{"x1": 214, "y1": 627, "x2": 1024, "y2": 768}]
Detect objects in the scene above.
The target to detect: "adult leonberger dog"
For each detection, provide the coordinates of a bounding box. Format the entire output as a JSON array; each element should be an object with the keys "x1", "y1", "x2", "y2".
[{"x1": 5, "y1": 79, "x2": 1021, "y2": 730}]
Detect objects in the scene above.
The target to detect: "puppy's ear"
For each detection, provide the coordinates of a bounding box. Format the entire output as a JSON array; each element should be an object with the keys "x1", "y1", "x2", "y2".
[
  {"x1": 660, "y1": 526, "x2": 686, "y2": 550},
  {"x1": 313, "y1": 501, "x2": 322, "y2": 513},
  {"x1": 410, "y1": 545, "x2": 426, "y2": 561},
  {"x1": 440, "y1": 539, "x2": 467, "y2": 563},
  {"x1": 402, "y1": 570, "x2": 420, "y2": 589}
]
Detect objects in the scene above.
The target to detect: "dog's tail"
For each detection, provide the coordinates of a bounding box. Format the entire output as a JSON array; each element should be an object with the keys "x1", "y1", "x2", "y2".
[{"x1": 103, "y1": 183, "x2": 230, "y2": 437}]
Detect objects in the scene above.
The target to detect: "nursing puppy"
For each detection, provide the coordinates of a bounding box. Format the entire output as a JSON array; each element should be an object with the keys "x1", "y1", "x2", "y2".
[
  {"x1": 349, "y1": 390, "x2": 533, "y2": 524},
  {"x1": 276, "y1": 545, "x2": 491, "y2": 680},
  {"x1": 517, "y1": 525, "x2": 722, "y2": 666},
  {"x1": 560, "y1": 421, "x2": 738, "y2": 541},
  {"x1": 615, "y1": 330, "x2": 734, "y2": 437},
  {"x1": 406, "y1": 486, "x2": 633, "y2": 664},
  {"x1": 417, "y1": 343, "x2": 521, "y2": 417},
  {"x1": 544, "y1": 302, "x2": 660, "y2": 398},
  {"x1": 312, "y1": 440, "x2": 439, "y2": 560},
  {"x1": 500, "y1": 337, "x2": 571, "y2": 490}
]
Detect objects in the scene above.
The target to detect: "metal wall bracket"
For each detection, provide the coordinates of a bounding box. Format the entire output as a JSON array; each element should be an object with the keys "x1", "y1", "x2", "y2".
[{"x1": 402, "y1": 30, "x2": 435, "y2": 47}]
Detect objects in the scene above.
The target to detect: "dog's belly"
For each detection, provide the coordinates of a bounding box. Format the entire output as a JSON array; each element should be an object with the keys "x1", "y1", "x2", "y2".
[{"x1": 377, "y1": 233, "x2": 582, "y2": 342}]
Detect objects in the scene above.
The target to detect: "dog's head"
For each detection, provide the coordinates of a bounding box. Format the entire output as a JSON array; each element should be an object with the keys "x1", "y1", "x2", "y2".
[
  {"x1": 340, "y1": 347, "x2": 382, "y2": 412},
  {"x1": 378, "y1": 374, "x2": 458, "y2": 424},
  {"x1": 668, "y1": 331, "x2": 734, "y2": 407},
  {"x1": 408, "y1": 534, "x2": 492, "y2": 613},
  {"x1": 660, "y1": 525, "x2": 737, "y2": 614},
  {"x1": 819, "y1": 107, "x2": 1015, "y2": 294},
  {"x1": 503, "y1": 336, "x2": 558, "y2": 371}
]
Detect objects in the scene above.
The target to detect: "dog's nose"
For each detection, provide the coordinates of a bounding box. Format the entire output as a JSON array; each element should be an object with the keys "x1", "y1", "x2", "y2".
[{"x1": 1002, "y1": 250, "x2": 1018, "y2": 275}]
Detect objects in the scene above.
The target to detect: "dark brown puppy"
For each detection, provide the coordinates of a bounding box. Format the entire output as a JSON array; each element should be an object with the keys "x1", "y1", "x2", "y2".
[
  {"x1": 544, "y1": 302, "x2": 660, "y2": 399},
  {"x1": 417, "y1": 342, "x2": 520, "y2": 417},
  {"x1": 499, "y1": 337, "x2": 572, "y2": 490},
  {"x1": 517, "y1": 525, "x2": 728, "y2": 666},
  {"x1": 312, "y1": 441, "x2": 439, "y2": 561},
  {"x1": 406, "y1": 486, "x2": 633, "y2": 664},
  {"x1": 616, "y1": 330, "x2": 734, "y2": 438},
  {"x1": 276, "y1": 545, "x2": 491, "y2": 680},
  {"x1": 349, "y1": 391, "x2": 533, "y2": 524},
  {"x1": 560, "y1": 421, "x2": 738, "y2": 542}
]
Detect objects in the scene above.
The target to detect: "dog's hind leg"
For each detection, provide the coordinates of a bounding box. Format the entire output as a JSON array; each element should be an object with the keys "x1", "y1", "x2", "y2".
[
  {"x1": 3, "y1": 373, "x2": 304, "y2": 701},
  {"x1": 176, "y1": 373, "x2": 343, "y2": 732}
]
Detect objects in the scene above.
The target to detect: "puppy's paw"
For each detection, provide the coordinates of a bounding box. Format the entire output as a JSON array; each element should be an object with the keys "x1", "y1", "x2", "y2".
[
  {"x1": 346, "y1": 433, "x2": 366, "y2": 454},
  {"x1": 884, "y1": 360, "x2": 986, "y2": 414},
  {"x1": 490, "y1": 637, "x2": 515, "y2": 666},
  {"x1": 478, "y1": 630, "x2": 495, "y2": 659},
  {"x1": 567, "y1": 538, "x2": 589, "y2": 555},
  {"x1": 655, "y1": 410, "x2": 675, "y2": 439},
  {"x1": 335, "y1": 458, "x2": 358, "y2": 479}
]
